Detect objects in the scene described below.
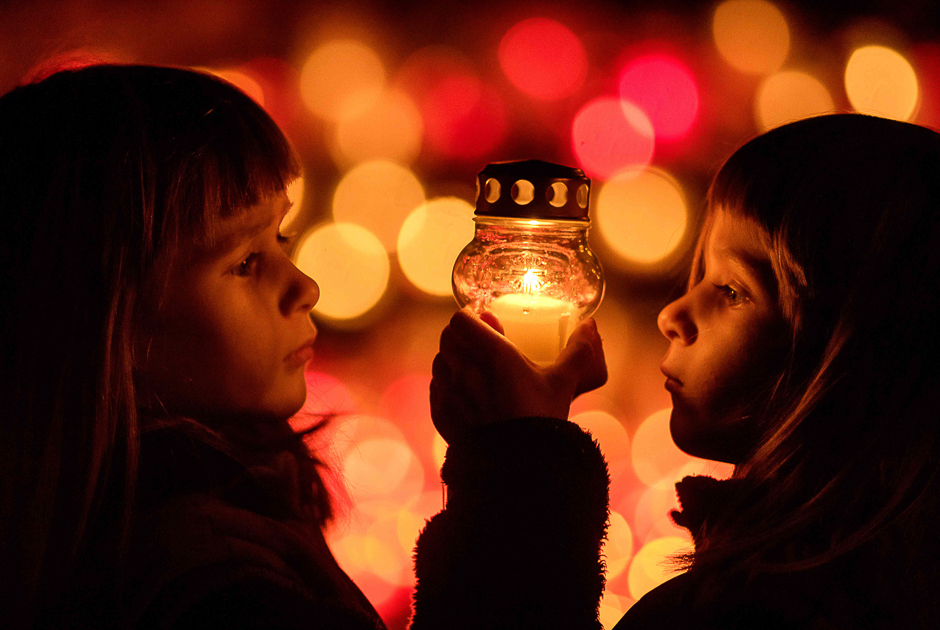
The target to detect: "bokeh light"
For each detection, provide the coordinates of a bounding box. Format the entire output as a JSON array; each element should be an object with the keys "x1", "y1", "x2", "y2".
[
  {"x1": 912, "y1": 43, "x2": 940, "y2": 129},
  {"x1": 572, "y1": 410, "x2": 631, "y2": 479},
  {"x1": 432, "y1": 432, "x2": 447, "y2": 470},
  {"x1": 604, "y1": 510, "x2": 635, "y2": 580},
  {"x1": 631, "y1": 408, "x2": 726, "y2": 488},
  {"x1": 206, "y1": 67, "x2": 265, "y2": 106},
  {"x1": 294, "y1": 222, "x2": 390, "y2": 321},
  {"x1": 755, "y1": 70, "x2": 835, "y2": 130},
  {"x1": 332, "y1": 160, "x2": 426, "y2": 253},
  {"x1": 627, "y1": 536, "x2": 690, "y2": 600},
  {"x1": 845, "y1": 45, "x2": 919, "y2": 121},
  {"x1": 397, "y1": 46, "x2": 508, "y2": 161},
  {"x1": 424, "y1": 75, "x2": 507, "y2": 161},
  {"x1": 595, "y1": 167, "x2": 688, "y2": 266},
  {"x1": 600, "y1": 592, "x2": 635, "y2": 630},
  {"x1": 712, "y1": 0, "x2": 790, "y2": 74},
  {"x1": 619, "y1": 55, "x2": 699, "y2": 141},
  {"x1": 300, "y1": 39, "x2": 385, "y2": 121},
  {"x1": 299, "y1": 370, "x2": 356, "y2": 417},
  {"x1": 572, "y1": 97, "x2": 655, "y2": 180},
  {"x1": 397, "y1": 197, "x2": 476, "y2": 296},
  {"x1": 336, "y1": 415, "x2": 425, "y2": 517},
  {"x1": 498, "y1": 17, "x2": 588, "y2": 101},
  {"x1": 630, "y1": 483, "x2": 685, "y2": 544},
  {"x1": 331, "y1": 89, "x2": 424, "y2": 168}
]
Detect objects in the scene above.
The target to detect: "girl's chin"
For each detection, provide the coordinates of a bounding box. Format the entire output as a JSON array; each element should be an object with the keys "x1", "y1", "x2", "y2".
[{"x1": 669, "y1": 406, "x2": 731, "y2": 462}]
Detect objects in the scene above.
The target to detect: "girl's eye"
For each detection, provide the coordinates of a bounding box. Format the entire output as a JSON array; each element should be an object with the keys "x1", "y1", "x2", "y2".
[
  {"x1": 233, "y1": 253, "x2": 259, "y2": 277},
  {"x1": 714, "y1": 283, "x2": 744, "y2": 305}
]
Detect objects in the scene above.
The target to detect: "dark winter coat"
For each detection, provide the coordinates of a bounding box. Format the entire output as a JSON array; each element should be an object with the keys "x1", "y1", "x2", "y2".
[
  {"x1": 614, "y1": 475, "x2": 936, "y2": 629},
  {"x1": 71, "y1": 420, "x2": 386, "y2": 630},
  {"x1": 58, "y1": 415, "x2": 609, "y2": 629},
  {"x1": 411, "y1": 416, "x2": 610, "y2": 630}
]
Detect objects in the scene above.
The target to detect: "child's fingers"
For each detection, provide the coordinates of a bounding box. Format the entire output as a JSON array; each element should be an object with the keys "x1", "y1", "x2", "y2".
[
  {"x1": 445, "y1": 309, "x2": 515, "y2": 363},
  {"x1": 478, "y1": 310, "x2": 505, "y2": 335},
  {"x1": 553, "y1": 318, "x2": 608, "y2": 397}
]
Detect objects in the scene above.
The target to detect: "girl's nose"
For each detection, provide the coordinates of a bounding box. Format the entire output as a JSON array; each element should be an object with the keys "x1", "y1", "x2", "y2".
[
  {"x1": 282, "y1": 263, "x2": 320, "y2": 315},
  {"x1": 658, "y1": 294, "x2": 697, "y2": 344}
]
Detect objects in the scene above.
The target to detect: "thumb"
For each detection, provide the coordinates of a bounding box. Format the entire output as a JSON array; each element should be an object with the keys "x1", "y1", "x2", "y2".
[{"x1": 552, "y1": 318, "x2": 608, "y2": 397}]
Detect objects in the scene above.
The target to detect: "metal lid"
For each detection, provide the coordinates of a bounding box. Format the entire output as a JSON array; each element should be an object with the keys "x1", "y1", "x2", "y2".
[{"x1": 474, "y1": 159, "x2": 591, "y2": 220}]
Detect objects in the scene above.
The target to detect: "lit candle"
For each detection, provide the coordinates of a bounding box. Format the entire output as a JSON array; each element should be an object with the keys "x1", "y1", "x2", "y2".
[{"x1": 486, "y1": 292, "x2": 584, "y2": 366}]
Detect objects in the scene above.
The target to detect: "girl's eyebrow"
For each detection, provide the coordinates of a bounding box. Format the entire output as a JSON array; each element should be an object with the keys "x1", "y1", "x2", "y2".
[
  {"x1": 720, "y1": 246, "x2": 778, "y2": 298},
  {"x1": 205, "y1": 198, "x2": 294, "y2": 259}
]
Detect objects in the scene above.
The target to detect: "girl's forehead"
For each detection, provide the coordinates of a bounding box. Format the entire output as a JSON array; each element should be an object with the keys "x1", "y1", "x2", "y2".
[
  {"x1": 707, "y1": 209, "x2": 771, "y2": 260},
  {"x1": 200, "y1": 192, "x2": 292, "y2": 257}
]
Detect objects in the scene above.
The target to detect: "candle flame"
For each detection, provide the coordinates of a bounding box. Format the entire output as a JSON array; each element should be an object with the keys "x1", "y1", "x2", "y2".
[{"x1": 522, "y1": 268, "x2": 542, "y2": 293}]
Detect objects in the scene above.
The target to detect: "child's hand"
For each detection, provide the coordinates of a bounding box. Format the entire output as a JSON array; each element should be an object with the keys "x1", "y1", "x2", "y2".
[{"x1": 430, "y1": 309, "x2": 607, "y2": 444}]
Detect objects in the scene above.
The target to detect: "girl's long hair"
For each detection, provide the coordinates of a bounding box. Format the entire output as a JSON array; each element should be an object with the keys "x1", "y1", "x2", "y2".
[
  {"x1": 687, "y1": 114, "x2": 940, "y2": 617},
  {"x1": 0, "y1": 64, "x2": 304, "y2": 626}
]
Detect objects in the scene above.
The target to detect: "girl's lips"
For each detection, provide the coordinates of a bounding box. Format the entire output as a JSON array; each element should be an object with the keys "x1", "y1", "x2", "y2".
[
  {"x1": 286, "y1": 339, "x2": 316, "y2": 366},
  {"x1": 661, "y1": 365, "x2": 683, "y2": 392},
  {"x1": 664, "y1": 377, "x2": 682, "y2": 393}
]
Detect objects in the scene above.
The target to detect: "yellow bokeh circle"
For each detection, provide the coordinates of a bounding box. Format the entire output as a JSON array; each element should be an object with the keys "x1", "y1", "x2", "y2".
[
  {"x1": 333, "y1": 160, "x2": 426, "y2": 253},
  {"x1": 293, "y1": 222, "x2": 390, "y2": 321},
  {"x1": 755, "y1": 70, "x2": 835, "y2": 131},
  {"x1": 845, "y1": 45, "x2": 919, "y2": 121},
  {"x1": 397, "y1": 197, "x2": 476, "y2": 296},
  {"x1": 331, "y1": 89, "x2": 424, "y2": 168},
  {"x1": 596, "y1": 167, "x2": 688, "y2": 266},
  {"x1": 713, "y1": 0, "x2": 790, "y2": 74},
  {"x1": 627, "y1": 536, "x2": 691, "y2": 601},
  {"x1": 300, "y1": 39, "x2": 385, "y2": 121}
]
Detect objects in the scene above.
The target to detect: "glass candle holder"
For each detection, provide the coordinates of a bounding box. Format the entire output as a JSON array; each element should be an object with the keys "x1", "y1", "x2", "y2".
[{"x1": 452, "y1": 160, "x2": 605, "y2": 365}]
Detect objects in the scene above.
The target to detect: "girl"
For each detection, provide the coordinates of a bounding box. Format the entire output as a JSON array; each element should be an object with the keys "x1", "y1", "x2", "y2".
[
  {"x1": 0, "y1": 63, "x2": 610, "y2": 630},
  {"x1": 426, "y1": 114, "x2": 940, "y2": 629}
]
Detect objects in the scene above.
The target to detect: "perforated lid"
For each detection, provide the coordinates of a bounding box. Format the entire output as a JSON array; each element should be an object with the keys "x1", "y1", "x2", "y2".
[{"x1": 474, "y1": 159, "x2": 591, "y2": 220}]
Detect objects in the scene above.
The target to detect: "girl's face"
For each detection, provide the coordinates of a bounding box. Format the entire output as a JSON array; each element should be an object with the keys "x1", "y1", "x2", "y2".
[
  {"x1": 657, "y1": 209, "x2": 789, "y2": 464},
  {"x1": 136, "y1": 191, "x2": 320, "y2": 423}
]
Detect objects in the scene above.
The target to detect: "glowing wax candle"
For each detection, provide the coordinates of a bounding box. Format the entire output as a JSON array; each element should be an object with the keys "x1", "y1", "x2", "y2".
[
  {"x1": 487, "y1": 293, "x2": 584, "y2": 365},
  {"x1": 452, "y1": 160, "x2": 605, "y2": 365}
]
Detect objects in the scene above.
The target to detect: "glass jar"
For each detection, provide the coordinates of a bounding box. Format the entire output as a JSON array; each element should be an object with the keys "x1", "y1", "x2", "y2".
[{"x1": 452, "y1": 160, "x2": 604, "y2": 365}]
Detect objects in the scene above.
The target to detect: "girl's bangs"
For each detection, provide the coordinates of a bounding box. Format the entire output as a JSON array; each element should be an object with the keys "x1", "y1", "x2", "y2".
[{"x1": 167, "y1": 72, "x2": 301, "y2": 250}]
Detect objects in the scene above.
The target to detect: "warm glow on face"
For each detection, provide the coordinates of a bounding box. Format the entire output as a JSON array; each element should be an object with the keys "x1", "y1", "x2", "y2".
[
  {"x1": 712, "y1": 0, "x2": 790, "y2": 74},
  {"x1": 845, "y1": 45, "x2": 919, "y2": 121},
  {"x1": 627, "y1": 536, "x2": 691, "y2": 600},
  {"x1": 498, "y1": 17, "x2": 588, "y2": 100},
  {"x1": 619, "y1": 55, "x2": 699, "y2": 141},
  {"x1": 333, "y1": 160, "x2": 426, "y2": 253},
  {"x1": 331, "y1": 89, "x2": 424, "y2": 168},
  {"x1": 755, "y1": 70, "x2": 835, "y2": 130},
  {"x1": 300, "y1": 39, "x2": 386, "y2": 121},
  {"x1": 596, "y1": 167, "x2": 687, "y2": 266},
  {"x1": 397, "y1": 197, "x2": 475, "y2": 296},
  {"x1": 572, "y1": 97, "x2": 655, "y2": 180},
  {"x1": 293, "y1": 222, "x2": 389, "y2": 321}
]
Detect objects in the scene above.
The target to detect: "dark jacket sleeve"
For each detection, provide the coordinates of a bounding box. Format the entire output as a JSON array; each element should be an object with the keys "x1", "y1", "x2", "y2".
[{"x1": 410, "y1": 417, "x2": 610, "y2": 630}]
